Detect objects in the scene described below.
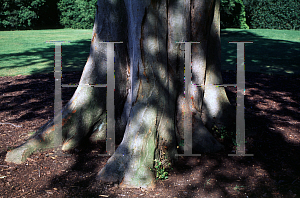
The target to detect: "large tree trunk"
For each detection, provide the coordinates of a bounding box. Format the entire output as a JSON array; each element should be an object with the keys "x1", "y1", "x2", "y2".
[{"x1": 6, "y1": 0, "x2": 234, "y2": 188}]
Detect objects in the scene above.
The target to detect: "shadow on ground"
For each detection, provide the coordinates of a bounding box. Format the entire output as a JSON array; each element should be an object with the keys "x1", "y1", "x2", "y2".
[
  {"x1": 221, "y1": 29, "x2": 300, "y2": 76},
  {"x1": 0, "y1": 39, "x2": 90, "y2": 76},
  {"x1": 0, "y1": 29, "x2": 299, "y2": 197}
]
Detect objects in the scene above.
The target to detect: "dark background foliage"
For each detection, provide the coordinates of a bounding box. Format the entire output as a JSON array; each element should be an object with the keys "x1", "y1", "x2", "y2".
[
  {"x1": 220, "y1": 0, "x2": 249, "y2": 29},
  {"x1": 0, "y1": 0, "x2": 46, "y2": 30},
  {"x1": 243, "y1": 0, "x2": 299, "y2": 30},
  {"x1": 57, "y1": 0, "x2": 97, "y2": 29},
  {"x1": 0, "y1": 0, "x2": 299, "y2": 31}
]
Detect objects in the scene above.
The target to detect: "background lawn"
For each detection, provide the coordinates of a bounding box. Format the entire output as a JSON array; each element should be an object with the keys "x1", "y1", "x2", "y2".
[
  {"x1": 0, "y1": 29, "x2": 93, "y2": 77},
  {"x1": 0, "y1": 28, "x2": 299, "y2": 77},
  {"x1": 221, "y1": 28, "x2": 300, "y2": 76},
  {"x1": 0, "y1": 29, "x2": 299, "y2": 198}
]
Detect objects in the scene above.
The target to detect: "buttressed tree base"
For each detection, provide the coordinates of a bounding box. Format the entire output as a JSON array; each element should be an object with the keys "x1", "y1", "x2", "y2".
[{"x1": 6, "y1": 0, "x2": 235, "y2": 188}]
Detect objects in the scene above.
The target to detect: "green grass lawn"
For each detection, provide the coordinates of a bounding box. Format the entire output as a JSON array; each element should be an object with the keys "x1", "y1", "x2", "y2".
[
  {"x1": 221, "y1": 28, "x2": 300, "y2": 76},
  {"x1": 0, "y1": 28, "x2": 299, "y2": 77},
  {"x1": 0, "y1": 29, "x2": 93, "y2": 76}
]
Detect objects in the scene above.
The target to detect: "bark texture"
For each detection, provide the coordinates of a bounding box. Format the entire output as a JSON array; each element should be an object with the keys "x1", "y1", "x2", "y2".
[{"x1": 6, "y1": 0, "x2": 234, "y2": 189}]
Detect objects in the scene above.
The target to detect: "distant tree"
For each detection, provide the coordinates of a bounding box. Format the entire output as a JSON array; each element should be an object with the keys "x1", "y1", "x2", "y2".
[
  {"x1": 57, "y1": 0, "x2": 98, "y2": 29},
  {"x1": 36, "y1": 0, "x2": 61, "y2": 29},
  {"x1": 244, "y1": 0, "x2": 299, "y2": 30},
  {"x1": 220, "y1": 0, "x2": 249, "y2": 29},
  {"x1": 0, "y1": 0, "x2": 46, "y2": 30}
]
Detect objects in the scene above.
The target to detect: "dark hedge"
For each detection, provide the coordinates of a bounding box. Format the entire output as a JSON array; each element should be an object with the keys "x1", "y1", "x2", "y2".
[
  {"x1": 57, "y1": 0, "x2": 97, "y2": 29},
  {"x1": 244, "y1": 0, "x2": 299, "y2": 30}
]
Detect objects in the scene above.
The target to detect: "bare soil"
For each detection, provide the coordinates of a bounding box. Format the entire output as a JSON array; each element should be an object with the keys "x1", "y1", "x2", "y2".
[{"x1": 0, "y1": 70, "x2": 299, "y2": 198}]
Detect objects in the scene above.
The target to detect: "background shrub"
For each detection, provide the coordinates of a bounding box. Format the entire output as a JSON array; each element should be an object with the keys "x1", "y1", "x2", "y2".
[
  {"x1": 0, "y1": 0, "x2": 46, "y2": 30},
  {"x1": 36, "y1": 0, "x2": 61, "y2": 29},
  {"x1": 57, "y1": 0, "x2": 97, "y2": 29},
  {"x1": 220, "y1": 0, "x2": 249, "y2": 29},
  {"x1": 1, "y1": 0, "x2": 298, "y2": 31},
  {"x1": 244, "y1": 0, "x2": 299, "y2": 30}
]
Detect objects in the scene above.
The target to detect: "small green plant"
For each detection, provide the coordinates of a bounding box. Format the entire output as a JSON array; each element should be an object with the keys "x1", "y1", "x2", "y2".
[
  {"x1": 233, "y1": 184, "x2": 245, "y2": 192},
  {"x1": 211, "y1": 124, "x2": 233, "y2": 140},
  {"x1": 7, "y1": 146, "x2": 14, "y2": 151},
  {"x1": 27, "y1": 131, "x2": 35, "y2": 138},
  {"x1": 211, "y1": 122, "x2": 249, "y2": 149},
  {"x1": 150, "y1": 144, "x2": 173, "y2": 180},
  {"x1": 179, "y1": 140, "x2": 184, "y2": 147},
  {"x1": 232, "y1": 138, "x2": 247, "y2": 147},
  {"x1": 150, "y1": 159, "x2": 172, "y2": 180},
  {"x1": 204, "y1": 179, "x2": 211, "y2": 188}
]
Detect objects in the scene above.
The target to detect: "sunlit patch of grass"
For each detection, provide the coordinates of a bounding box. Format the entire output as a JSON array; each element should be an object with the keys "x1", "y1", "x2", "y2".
[{"x1": 0, "y1": 29, "x2": 93, "y2": 77}]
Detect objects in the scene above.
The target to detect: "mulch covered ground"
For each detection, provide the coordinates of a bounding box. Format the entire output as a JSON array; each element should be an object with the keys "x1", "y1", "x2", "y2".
[{"x1": 0, "y1": 70, "x2": 299, "y2": 197}]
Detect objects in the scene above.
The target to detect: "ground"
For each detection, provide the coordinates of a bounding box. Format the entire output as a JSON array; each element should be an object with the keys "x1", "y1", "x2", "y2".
[{"x1": 0, "y1": 70, "x2": 299, "y2": 197}]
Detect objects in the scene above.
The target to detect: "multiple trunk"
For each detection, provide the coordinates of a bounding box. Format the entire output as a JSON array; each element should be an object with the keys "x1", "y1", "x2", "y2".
[{"x1": 6, "y1": 0, "x2": 234, "y2": 188}]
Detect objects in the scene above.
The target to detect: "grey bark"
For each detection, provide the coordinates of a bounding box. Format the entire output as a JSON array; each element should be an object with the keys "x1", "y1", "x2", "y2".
[{"x1": 5, "y1": 0, "x2": 234, "y2": 189}]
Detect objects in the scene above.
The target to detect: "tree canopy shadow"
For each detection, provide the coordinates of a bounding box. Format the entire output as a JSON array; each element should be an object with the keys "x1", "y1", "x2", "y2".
[
  {"x1": 1, "y1": 25, "x2": 300, "y2": 197},
  {"x1": 0, "y1": 39, "x2": 91, "y2": 76},
  {"x1": 220, "y1": 29, "x2": 300, "y2": 76}
]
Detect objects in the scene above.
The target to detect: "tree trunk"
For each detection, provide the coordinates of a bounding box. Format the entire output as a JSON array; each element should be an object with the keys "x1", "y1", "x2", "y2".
[{"x1": 5, "y1": 0, "x2": 234, "y2": 189}]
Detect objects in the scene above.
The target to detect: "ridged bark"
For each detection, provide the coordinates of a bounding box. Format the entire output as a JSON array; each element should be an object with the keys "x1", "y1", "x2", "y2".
[{"x1": 6, "y1": 0, "x2": 234, "y2": 189}]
